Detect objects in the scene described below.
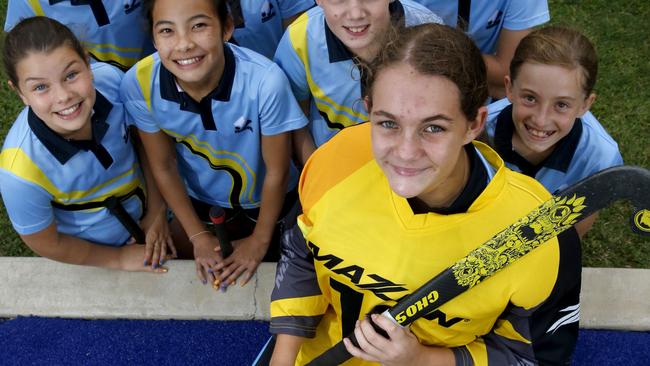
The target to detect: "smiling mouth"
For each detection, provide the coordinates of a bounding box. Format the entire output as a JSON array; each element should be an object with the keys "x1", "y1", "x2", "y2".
[
  {"x1": 175, "y1": 56, "x2": 203, "y2": 66},
  {"x1": 343, "y1": 25, "x2": 369, "y2": 35},
  {"x1": 55, "y1": 102, "x2": 81, "y2": 118},
  {"x1": 392, "y1": 165, "x2": 426, "y2": 177},
  {"x1": 525, "y1": 124, "x2": 556, "y2": 139}
]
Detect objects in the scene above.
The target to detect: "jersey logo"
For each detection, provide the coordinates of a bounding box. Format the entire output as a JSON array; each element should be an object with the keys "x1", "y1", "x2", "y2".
[
  {"x1": 123, "y1": 0, "x2": 141, "y2": 14},
  {"x1": 261, "y1": 1, "x2": 276, "y2": 23},
  {"x1": 634, "y1": 209, "x2": 650, "y2": 233},
  {"x1": 546, "y1": 304, "x2": 580, "y2": 334},
  {"x1": 233, "y1": 116, "x2": 253, "y2": 133},
  {"x1": 309, "y1": 242, "x2": 408, "y2": 301},
  {"x1": 486, "y1": 10, "x2": 503, "y2": 29}
]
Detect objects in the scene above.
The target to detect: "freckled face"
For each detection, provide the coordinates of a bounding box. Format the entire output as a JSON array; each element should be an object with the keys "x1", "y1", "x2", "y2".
[
  {"x1": 317, "y1": 0, "x2": 391, "y2": 60},
  {"x1": 14, "y1": 46, "x2": 95, "y2": 140},
  {"x1": 506, "y1": 62, "x2": 595, "y2": 163},
  {"x1": 369, "y1": 63, "x2": 484, "y2": 208}
]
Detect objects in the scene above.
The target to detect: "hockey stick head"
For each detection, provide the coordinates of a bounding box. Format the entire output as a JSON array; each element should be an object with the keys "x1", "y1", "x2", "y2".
[{"x1": 561, "y1": 166, "x2": 650, "y2": 236}]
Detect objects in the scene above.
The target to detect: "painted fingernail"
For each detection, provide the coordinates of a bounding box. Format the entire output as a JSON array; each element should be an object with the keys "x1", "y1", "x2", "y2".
[
  {"x1": 220, "y1": 283, "x2": 227, "y2": 292},
  {"x1": 143, "y1": 260, "x2": 148, "y2": 266},
  {"x1": 153, "y1": 263, "x2": 158, "y2": 269},
  {"x1": 202, "y1": 279, "x2": 207, "y2": 285},
  {"x1": 207, "y1": 268, "x2": 213, "y2": 273},
  {"x1": 160, "y1": 259, "x2": 166, "y2": 265}
]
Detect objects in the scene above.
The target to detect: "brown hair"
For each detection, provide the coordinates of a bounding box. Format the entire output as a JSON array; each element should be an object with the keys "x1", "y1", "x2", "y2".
[
  {"x1": 143, "y1": 0, "x2": 230, "y2": 35},
  {"x1": 364, "y1": 23, "x2": 488, "y2": 121},
  {"x1": 3, "y1": 16, "x2": 87, "y2": 88},
  {"x1": 510, "y1": 26, "x2": 598, "y2": 96}
]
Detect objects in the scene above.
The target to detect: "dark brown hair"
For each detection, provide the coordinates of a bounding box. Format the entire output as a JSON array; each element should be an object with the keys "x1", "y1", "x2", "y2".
[
  {"x1": 3, "y1": 16, "x2": 87, "y2": 88},
  {"x1": 510, "y1": 26, "x2": 598, "y2": 96},
  {"x1": 143, "y1": 0, "x2": 230, "y2": 35},
  {"x1": 365, "y1": 23, "x2": 488, "y2": 121}
]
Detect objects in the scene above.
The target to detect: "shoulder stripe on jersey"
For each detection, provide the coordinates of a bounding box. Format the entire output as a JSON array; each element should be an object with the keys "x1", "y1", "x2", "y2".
[
  {"x1": 493, "y1": 319, "x2": 531, "y2": 344},
  {"x1": 270, "y1": 295, "x2": 328, "y2": 318},
  {"x1": 163, "y1": 129, "x2": 256, "y2": 207},
  {"x1": 288, "y1": 14, "x2": 367, "y2": 129},
  {"x1": 51, "y1": 186, "x2": 145, "y2": 211},
  {"x1": 1, "y1": 147, "x2": 144, "y2": 206},
  {"x1": 84, "y1": 41, "x2": 141, "y2": 69},
  {"x1": 136, "y1": 55, "x2": 156, "y2": 111},
  {"x1": 27, "y1": 0, "x2": 44, "y2": 15},
  {"x1": 299, "y1": 124, "x2": 374, "y2": 214}
]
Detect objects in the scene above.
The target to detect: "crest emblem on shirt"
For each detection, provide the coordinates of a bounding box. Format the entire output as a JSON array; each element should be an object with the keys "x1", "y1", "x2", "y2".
[
  {"x1": 123, "y1": 0, "x2": 141, "y2": 14},
  {"x1": 234, "y1": 116, "x2": 253, "y2": 133},
  {"x1": 486, "y1": 10, "x2": 503, "y2": 29},
  {"x1": 261, "y1": 1, "x2": 276, "y2": 23}
]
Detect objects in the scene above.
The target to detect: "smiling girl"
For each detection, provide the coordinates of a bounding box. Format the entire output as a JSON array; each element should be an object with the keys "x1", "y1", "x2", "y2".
[
  {"x1": 273, "y1": 0, "x2": 442, "y2": 165},
  {"x1": 484, "y1": 26, "x2": 623, "y2": 237},
  {"x1": 268, "y1": 23, "x2": 581, "y2": 366},
  {"x1": 120, "y1": 0, "x2": 308, "y2": 287},
  {"x1": 0, "y1": 17, "x2": 172, "y2": 272}
]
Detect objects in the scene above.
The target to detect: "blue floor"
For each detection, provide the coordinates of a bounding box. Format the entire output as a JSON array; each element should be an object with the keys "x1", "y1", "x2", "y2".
[{"x1": 0, "y1": 317, "x2": 648, "y2": 365}]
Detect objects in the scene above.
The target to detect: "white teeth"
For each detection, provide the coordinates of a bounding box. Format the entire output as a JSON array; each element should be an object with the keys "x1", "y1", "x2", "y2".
[
  {"x1": 57, "y1": 103, "x2": 80, "y2": 116},
  {"x1": 176, "y1": 57, "x2": 201, "y2": 66},
  {"x1": 346, "y1": 26, "x2": 367, "y2": 33},
  {"x1": 526, "y1": 125, "x2": 554, "y2": 138}
]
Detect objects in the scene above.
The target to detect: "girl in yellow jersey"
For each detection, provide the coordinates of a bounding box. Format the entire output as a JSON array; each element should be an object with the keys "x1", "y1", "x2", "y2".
[{"x1": 268, "y1": 23, "x2": 581, "y2": 365}]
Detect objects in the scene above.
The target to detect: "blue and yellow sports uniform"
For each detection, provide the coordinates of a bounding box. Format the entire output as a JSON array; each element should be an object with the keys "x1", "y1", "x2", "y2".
[
  {"x1": 273, "y1": 0, "x2": 442, "y2": 147},
  {"x1": 270, "y1": 123, "x2": 581, "y2": 365},
  {"x1": 230, "y1": 0, "x2": 314, "y2": 59},
  {"x1": 486, "y1": 98, "x2": 624, "y2": 193},
  {"x1": 413, "y1": 0, "x2": 549, "y2": 54},
  {"x1": 0, "y1": 63, "x2": 145, "y2": 246},
  {"x1": 4, "y1": 0, "x2": 153, "y2": 70},
  {"x1": 120, "y1": 43, "x2": 308, "y2": 211}
]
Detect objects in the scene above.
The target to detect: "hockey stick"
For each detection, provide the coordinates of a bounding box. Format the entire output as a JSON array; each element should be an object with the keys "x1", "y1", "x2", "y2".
[{"x1": 306, "y1": 165, "x2": 650, "y2": 365}]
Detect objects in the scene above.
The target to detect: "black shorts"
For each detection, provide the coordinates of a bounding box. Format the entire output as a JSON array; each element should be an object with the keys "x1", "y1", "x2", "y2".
[{"x1": 189, "y1": 189, "x2": 298, "y2": 262}]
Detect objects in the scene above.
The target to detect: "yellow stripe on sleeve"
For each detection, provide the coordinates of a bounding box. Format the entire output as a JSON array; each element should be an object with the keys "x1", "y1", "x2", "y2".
[
  {"x1": 270, "y1": 296, "x2": 328, "y2": 318},
  {"x1": 1, "y1": 148, "x2": 142, "y2": 205},
  {"x1": 288, "y1": 14, "x2": 366, "y2": 128},
  {"x1": 135, "y1": 55, "x2": 155, "y2": 111},
  {"x1": 494, "y1": 319, "x2": 532, "y2": 344},
  {"x1": 465, "y1": 338, "x2": 489, "y2": 366},
  {"x1": 27, "y1": 0, "x2": 45, "y2": 16}
]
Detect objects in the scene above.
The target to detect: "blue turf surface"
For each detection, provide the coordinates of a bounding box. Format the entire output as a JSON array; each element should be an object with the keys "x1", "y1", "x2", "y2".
[{"x1": 0, "y1": 317, "x2": 648, "y2": 365}]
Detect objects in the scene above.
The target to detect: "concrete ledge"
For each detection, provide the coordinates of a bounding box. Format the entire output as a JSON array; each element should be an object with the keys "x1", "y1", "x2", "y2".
[
  {"x1": 0, "y1": 258, "x2": 648, "y2": 330},
  {"x1": 580, "y1": 267, "x2": 650, "y2": 330},
  {"x1": 0, "y1": 258, "x2": 275, "y2": 320}
]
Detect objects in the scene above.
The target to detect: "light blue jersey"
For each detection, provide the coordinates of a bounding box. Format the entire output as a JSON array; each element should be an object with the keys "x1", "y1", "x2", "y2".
[
  {"x1": 485, "y1": 98, "x2": 623, "y2": 193},
  {"x1": 230, "y1": 0, "x2": 314, "y2": 59},
  {"x1": 4, "y1": 0, "x2": 153, "y2": 70},
  {"x1": 274, "y1": 0, "x2": 441, "y2": 147},
  {"x1": 413, "y1": 0, "x2": 549, "y2": 54},
  {"x1": 0, "y1": 63, "x2": 145, "y2": 245},
  {"x1": 120, "y1": 43, "x2": 308, "y2": 210}
]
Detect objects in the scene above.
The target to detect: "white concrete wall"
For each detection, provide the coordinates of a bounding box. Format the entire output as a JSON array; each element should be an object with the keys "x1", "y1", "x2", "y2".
[{"x1": 0, "y1": 258, "x2": 648, "y2": 330}]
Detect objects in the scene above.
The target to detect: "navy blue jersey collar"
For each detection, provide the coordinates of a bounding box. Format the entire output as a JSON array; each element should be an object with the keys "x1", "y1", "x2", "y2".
[
  {"x1": 494, "y1": 103, "x2": 583, "y2": 177},
  {"x1": 324, "y1": 0, "x2": 406, "y2": 63},
  {"x1": 160, "y1": 43, "x2": 236, "y2": 105},
  {"x1": 408, "y1": 144, "x2": 488, "y2": 215},
  {"x1": 28, "y1": 90, "x2": 112, "y2": 166},
  {"x1": 159, "y1": 44, "x2": 236, "y2": 131},
  {"x1": 49, "y1": 0, "x2": 109, "y2": 26}
]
